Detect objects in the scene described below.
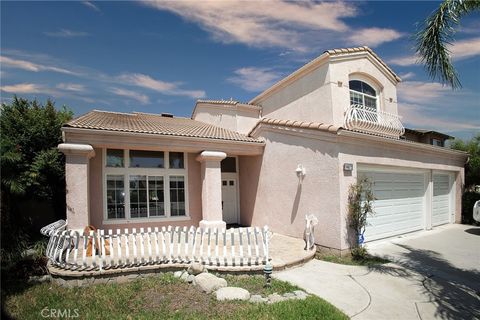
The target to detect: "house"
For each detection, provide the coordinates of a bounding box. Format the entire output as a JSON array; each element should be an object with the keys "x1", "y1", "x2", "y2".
[
  {"x1": 59, "y1": 46, "x2": 467, "y2": 254},
  {"x1": 403, "y1": 128, "x2": 454, "y2": 147}
]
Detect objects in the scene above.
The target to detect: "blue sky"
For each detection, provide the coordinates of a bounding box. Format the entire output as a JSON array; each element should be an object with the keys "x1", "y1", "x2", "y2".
[{"x1": 1, "y1": 1, "x2": 479, "y2": 139}]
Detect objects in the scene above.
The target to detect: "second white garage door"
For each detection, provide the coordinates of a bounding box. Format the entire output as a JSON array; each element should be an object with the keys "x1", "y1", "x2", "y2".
[
  {"x1": 359, "y1": 170, "x2": 425, "y2": 241},
  {"x1": 432, "y1": 174, "x2": 451, "y2": 226}
]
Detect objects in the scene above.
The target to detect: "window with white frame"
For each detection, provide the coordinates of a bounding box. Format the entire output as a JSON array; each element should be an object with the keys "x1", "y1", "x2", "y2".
[
  {"x1": 104, "y1": 149, "x2": 187, "y2": 220},
  {"x1": 349, "y1": 80, "x2": 377, "y2": 110}
]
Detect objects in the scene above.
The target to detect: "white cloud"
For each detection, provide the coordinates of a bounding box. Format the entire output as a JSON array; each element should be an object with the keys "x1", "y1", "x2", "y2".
[
  {"x1": 388, "y1": 37, "x2": 480, "y2": 67},
  {"x1": 388, "y1": 55, "x2": 420, "y2": 67},
  {"x1": 56, "y1": 83, "x2": 86, "y2": 92},
  {"x1": 399, "y1": 72, "x2": 415, "y2": 80},
  {"x1": 400, "y1": 102, "x2": 479, "y2": 131},
  {"x1": 82, "y1": 1, "x2": 100, "y2": 12},
  {"x1": 348, "y1": 28, "x2": 403, "y2": 47},
  {"x1": 449, "y1": 37, "x2": 480, "y2": 60},
  {"x1": 0, "y1": 55, "x2": 76, "y2": 75},
  {"x1": 110, "y1": 87, "x2": 150, "y2": 104},
  {"x1": 44, "y1": 29, "x2": 89, "y2": 38},
  {"x1": 141, "y1": 0, "x2": 359, "y2": 51},
  {"x1": 397, "y1": 80, "x2": 451, "y2": 104},
  {"x1": 227, "y1": 67, "x2": 281, "y2": 92},
  {"x1": 119, "y1": 73, "x2": 206, "y2": 99},
  {"x1": 0, "y1": 83, "x2": 44, "y2": 94}
]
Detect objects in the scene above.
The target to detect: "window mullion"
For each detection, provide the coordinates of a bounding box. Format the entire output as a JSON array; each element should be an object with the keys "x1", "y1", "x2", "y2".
[
  {"x1": 125, "y1": 174, "x2": 130, "y2": 219},
  {"x1": 146, "y1": 175, "x2": 150, "y2": 218},
  {"x1": 165, "y1": 174, "x2": 171, "y2": 217}
]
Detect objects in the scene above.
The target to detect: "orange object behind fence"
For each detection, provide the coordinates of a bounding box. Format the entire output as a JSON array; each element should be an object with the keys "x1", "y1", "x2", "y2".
[{"x1": 84, "y1": 225, "x2": 110, "y2": 257}]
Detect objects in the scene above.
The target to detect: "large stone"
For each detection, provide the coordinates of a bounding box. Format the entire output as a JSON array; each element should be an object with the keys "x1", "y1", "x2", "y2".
[
  {"x1": 216, "y1": 287, "x2": 250, "y2": 301},
  {"x1": 187, "y1": 262, "x2": 205, "y2": 275},
  {"x1": 267, "y1": 293, "x2": 286, "y2": 304},
  {"x1": 186, "y1": 275, "x2": 195, "y2": 284},
  {"x1": 195, "y1": 273, "x2": 227, "y2": 293},
  {"x1": 173, "y1": 271, "x2": 183, "y2": 278},
  {"x1": 180, "y1": 271, "x2": 189, "y2": 281},
  {"x1": 293, "y1": 290, "x2": 308, "y2": 300},
  {"x1": 249, "y1": 294, "x2": 268, "y2": 303}
]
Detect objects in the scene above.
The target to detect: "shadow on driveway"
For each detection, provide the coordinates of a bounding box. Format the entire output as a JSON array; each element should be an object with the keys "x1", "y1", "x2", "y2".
[
  {"x1": 464, "y1": 228, "x2": 480, "y2": 236},
  {"x1": 367, "y1": 244, "x2": 480, "y2": 320}
]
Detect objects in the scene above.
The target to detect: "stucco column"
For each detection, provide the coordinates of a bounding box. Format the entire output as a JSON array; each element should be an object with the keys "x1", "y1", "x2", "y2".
[
  {"x1": 58, "y1": 143, "x2": 95, "y2": 231},
  {"x1": 196, "y1": 151, "x2": 227, "y2": 230}
]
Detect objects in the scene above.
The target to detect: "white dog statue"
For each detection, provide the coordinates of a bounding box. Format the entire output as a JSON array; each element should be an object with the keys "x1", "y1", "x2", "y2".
[{"x1": 304, "y1": 214, "x2": 319, "y2": 250}]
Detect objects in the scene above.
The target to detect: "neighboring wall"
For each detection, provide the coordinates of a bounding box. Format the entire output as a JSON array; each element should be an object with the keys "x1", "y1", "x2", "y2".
[
  {"x1": 89, "y1": 151, "x2": 202, "y2": 230},
  {"x1": 240, "y1": 128, "x2": 343, "y2": 250}
]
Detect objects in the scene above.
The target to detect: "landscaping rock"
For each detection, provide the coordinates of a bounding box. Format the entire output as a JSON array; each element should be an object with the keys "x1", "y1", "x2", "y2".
[
  {"x1": 186, "y1": 275, "x2": 195, "y2": 284},
  {"x1": 267, "y1": 293, "x2": 286, "y2": 304},
  {"x1": 195, "y1": 273, "x2": 227, "y2": 293},
  {"x1": 187, "y1": 262, "x2": 205, "y2": 275},
  {"x1": 216, "y1": 287, "x2": 250, "y2": 301},
  {"x1": 293, "y1": 290, "x2": 308, "y2": 300},
  {"x1": 249, "y1": 295, "x2": 268, "y2": 303},
  {"x1": 180, "y1": 271, "x2": 189, "y2": 281},
  {"x1": 283, "y1": 292, "x2": 296, "y2": 299},
  {"x1": 173, "y1": 271, "x2": 183, "y2": 278},
  {"x1": 28, "y1": 275, "x2": 51, "y2": 284}
]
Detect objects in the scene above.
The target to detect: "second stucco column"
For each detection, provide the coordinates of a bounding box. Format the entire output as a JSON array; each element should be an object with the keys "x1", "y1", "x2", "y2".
[
  {"x1": 58, "y1": 143, "x2": 95, "y2": 231},
  {"x1": 196, "y1": 151, "x2": 227, "y2": 230}
]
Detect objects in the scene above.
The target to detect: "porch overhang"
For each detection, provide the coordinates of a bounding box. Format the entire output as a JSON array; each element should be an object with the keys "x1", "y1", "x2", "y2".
[{"x1": 62, "y1": 127, "x2": 265, "y2": 156}]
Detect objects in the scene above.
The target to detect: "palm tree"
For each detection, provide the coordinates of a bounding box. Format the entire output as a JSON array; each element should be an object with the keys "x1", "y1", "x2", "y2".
[{"x1": 415, "y1": 0, "x2": 480, "y2": 89}]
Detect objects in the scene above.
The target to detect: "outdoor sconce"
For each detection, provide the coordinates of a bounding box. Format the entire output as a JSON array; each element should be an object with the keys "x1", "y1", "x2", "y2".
[
  {"x1": 343, "y1": 163, "x2": 353, "y2": 172},
  {"x1": 296, "y1": 164, "x2": 306, "y2": 178}
]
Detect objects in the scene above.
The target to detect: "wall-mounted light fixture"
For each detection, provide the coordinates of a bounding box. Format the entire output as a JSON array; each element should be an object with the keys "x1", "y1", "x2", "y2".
[
  {"x1": 343, "y1": 163, "x2": 353, "y2": 172},
  {"x1": 296, "y1": 164, "x2": 306, "y2": 178}
]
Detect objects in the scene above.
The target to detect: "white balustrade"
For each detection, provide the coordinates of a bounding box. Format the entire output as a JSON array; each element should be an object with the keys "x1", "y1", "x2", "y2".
[
  {"x1": 344, "y1": 104, "x2": 405, "y2": 138},
  {"x1": 44, "y1": 226, "x2": 270, "y2": 271}
]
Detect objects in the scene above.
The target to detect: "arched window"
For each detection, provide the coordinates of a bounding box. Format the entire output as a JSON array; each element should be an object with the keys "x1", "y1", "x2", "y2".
[{"x1": 349, "y1": 80, "x2": 377, "y2": 110}]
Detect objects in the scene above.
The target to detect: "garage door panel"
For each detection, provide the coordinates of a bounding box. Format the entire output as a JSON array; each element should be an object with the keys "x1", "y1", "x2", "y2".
[
  {"x1": 360, "y1": 170, "x2": 425, "y2": 241},
  {"x1": 432, "y1": 174, "x2": 451, "y2": 226}
]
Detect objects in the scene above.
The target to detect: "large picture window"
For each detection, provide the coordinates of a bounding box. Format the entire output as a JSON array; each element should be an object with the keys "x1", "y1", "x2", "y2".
[{"x1": 104, "y1": 149, "x2": 187, "y2": 221}]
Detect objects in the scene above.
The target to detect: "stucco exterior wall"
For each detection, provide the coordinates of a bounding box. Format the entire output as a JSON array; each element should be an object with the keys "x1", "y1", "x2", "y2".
[
  {"x1": 193, "y1": 104, "x2": 260, "y2": 134},
  {"x1": 89, "y1": 151, "x2": 203, "y2": 230},
  {"x1": 241, "y1": 129, "x2": 342, "y2": 249},
  {"x1": 259, "y1": 63, "x2": 334, "y2": 125}
]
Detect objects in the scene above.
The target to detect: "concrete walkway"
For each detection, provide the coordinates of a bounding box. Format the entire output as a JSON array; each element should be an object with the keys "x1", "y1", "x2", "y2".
[{"x1": 274, "y1": 224, "x2": 480, "y2": 320}]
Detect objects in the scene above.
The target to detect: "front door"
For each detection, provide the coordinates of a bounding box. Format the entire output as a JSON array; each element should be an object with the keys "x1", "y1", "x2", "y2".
[{"x1": 222, "y1": 178, "x2": 238, "y2": 224}]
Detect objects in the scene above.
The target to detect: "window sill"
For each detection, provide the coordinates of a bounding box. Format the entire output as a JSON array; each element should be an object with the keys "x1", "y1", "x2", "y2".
[{"x1": 102, "y1": 215, "x2": 191, "y2": 225}]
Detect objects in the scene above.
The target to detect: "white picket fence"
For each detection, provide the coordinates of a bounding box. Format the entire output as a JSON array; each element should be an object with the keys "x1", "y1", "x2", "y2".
[{"x1": 46, "y1": 226, "x2": 270, "y2": 271}]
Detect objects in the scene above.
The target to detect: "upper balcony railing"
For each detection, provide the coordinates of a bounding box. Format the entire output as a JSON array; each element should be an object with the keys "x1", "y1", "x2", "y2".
[{"x1": 344, "y1": 104, "x2": 405, "y2": 139}]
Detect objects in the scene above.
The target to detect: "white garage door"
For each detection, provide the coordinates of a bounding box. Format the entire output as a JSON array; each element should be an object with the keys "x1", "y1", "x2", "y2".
[
  {"x1": 359, "y1": 170, "x2": 425, "y2": 241},
  {"x1": 432, "y1": 174, "x2": 451, "y2": 226}
]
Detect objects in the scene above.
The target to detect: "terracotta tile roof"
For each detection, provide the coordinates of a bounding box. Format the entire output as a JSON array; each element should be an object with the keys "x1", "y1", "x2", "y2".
[
  {"x1": 64, "y1": 110, "x2": 263, "y2": 143},
  {"x1": 325, "y1": 46, "x2": 401, "y2": 82},
  {"x1": 249, "y1": 117, "x2": 339, "y2": 136}
]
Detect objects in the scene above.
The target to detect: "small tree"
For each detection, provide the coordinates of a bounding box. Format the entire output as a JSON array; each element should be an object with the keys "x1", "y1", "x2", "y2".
[
  {"x1": 348, "y1": 178, "x2": 375, "y2": 259},
  {"x1": 450, "y1": 134, "x2": 480, "y2": 224},
  {"x1": 1, "y1": 96, "x2": 73, "y2": 266}
]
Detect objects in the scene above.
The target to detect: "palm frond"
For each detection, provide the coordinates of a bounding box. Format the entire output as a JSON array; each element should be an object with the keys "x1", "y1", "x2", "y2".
[{"x1": 415, "y1": 0, "x2": 480, "y2": 89}]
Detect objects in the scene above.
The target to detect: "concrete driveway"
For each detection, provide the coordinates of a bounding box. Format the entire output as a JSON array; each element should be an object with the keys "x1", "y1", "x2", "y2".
[{"x1": 273, "y1": 224, "x2": 480, "y2": 320}]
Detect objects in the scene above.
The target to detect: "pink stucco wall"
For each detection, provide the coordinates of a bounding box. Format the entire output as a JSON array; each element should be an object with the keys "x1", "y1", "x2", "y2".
[
  {"x1": 240, "y1": 130, "x2": 343, "y2": 249},
  {"x1": 241, "y1": 127, "x2": 466, "y2": 251},
  {"x1": 88, "y1": 151, "x2": 202, "y2": 231}
]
